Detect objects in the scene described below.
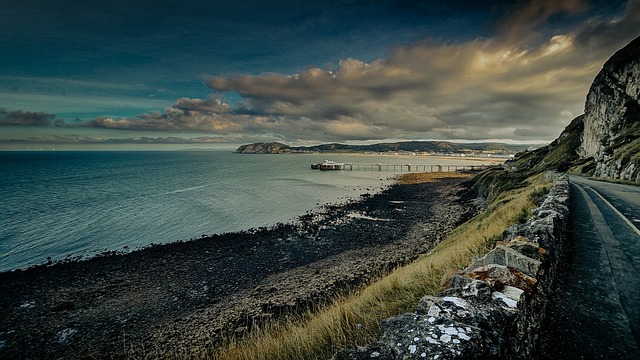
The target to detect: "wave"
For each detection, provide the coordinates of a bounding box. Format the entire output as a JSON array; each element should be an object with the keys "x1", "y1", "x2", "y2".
[{"x1": 154, "y1": 184, "x2": 211, "y2": 196}]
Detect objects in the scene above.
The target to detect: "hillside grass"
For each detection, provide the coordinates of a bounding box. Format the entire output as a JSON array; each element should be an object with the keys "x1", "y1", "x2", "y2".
[
  {"x1": 394, "y1": 171, "x2": 474, "y2": 184},
  {"x1": 206, "y1": 172, "x2": 549, "y2": 360}
]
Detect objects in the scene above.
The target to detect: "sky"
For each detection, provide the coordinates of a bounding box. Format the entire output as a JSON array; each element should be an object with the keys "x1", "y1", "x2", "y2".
[{"x1": 0, "y1": 0, "x2": 639, "y2": 150}]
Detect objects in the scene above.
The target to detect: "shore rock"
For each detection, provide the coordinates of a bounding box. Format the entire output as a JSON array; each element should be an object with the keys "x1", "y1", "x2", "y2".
[{"x1": 0, "y1": 176, "x2": 478, "y2": 359}]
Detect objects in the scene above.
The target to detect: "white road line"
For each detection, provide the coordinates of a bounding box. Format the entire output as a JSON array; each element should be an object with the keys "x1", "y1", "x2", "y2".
[{"x1": 581, "y1": 183, "x2": 640, "y2": 237}]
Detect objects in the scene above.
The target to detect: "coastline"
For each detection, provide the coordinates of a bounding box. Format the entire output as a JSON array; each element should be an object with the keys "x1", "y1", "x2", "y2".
[
  {"x1": 275, "y1": 151, "x2": 508, "y2": 164},
  {"x1": 1, "y1": 150, "x2": 488, "y2": 273},
  {"x1": 0, "y1": 173, "x2": 480, "y2": 359}
]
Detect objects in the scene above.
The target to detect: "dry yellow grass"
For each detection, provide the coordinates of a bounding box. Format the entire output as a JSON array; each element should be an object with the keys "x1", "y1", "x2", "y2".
[
  {"x1": 395, "y1": 171, "x2": 473, "y2": 184},
  {"x1": 206, "y1": 173, "x2": 549, "y2": 360}
]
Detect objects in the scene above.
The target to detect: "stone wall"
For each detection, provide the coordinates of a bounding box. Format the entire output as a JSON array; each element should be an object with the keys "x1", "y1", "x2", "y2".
[{"x1": 336, "y1": 173, "x2": 570, "y2": 359}]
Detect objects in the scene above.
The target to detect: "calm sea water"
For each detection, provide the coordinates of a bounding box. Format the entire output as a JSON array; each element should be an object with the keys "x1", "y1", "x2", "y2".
[{"x1": 0, "y1": 151, "x2": 485, "y2": 272}]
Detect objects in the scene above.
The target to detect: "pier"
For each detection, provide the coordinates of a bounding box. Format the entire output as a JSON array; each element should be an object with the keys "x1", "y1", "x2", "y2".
[{"x1": 311, "y1": 160, "x2": 496, "y2": 172}]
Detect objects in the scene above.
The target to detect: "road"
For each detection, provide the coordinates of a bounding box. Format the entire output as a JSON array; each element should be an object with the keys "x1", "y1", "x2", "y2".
[{"x1": 535, "y1": 175, "x2": 640, "y2": 359}]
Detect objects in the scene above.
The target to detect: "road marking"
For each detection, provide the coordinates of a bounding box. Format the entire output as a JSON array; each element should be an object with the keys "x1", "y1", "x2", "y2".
[
  {"x1": 573, "y1": 183, "x2": 640, "y2": 349},
  {"x1": 580, "y1": 183, "x2": 640, "y2": 237}
]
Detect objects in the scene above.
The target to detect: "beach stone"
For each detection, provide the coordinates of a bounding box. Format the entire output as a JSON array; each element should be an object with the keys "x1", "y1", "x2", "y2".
[
  {"x1": 51, "y1": 301, "x2": 75, "y2": 312},
  {"x1": 0, "y1": 175, "x2": 480, "y2": 359}
]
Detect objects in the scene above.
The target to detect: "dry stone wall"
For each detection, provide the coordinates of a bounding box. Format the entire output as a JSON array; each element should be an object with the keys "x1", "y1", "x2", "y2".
[{"x1": 336, "y1": 173, "x2": 570, "y2": 360}]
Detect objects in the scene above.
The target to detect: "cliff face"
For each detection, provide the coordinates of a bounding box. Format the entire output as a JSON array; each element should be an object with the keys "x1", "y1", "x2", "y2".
[{"x1": 579, "y1": 36, "x2": 640, "y2": 183}]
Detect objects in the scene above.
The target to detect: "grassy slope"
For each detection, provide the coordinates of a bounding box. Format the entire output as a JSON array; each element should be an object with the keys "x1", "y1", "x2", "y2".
[
  {"x1": 208, "y1": 173, "x2": 549, "y2": 360},
  {"x1": 472, "y1": 115, "x2": 585, "y2": 203}
]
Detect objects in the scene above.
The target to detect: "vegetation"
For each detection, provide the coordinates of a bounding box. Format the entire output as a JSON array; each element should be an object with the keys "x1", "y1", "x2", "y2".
[
  {"x1": 394, "y1": 171, "x2": 473, "y2": 184},
  {"x1": 235, "y1": 141, "x2": 532, "y2": 154},
  {"x1": 471, "y1": 114, "x2": 585, "y2": 203},
  {"x1": 209, "y1": 173, "x2": 550, "y2": 360}
]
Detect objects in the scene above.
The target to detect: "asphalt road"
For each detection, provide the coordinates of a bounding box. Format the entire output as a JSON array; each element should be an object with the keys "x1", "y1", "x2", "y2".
[{"x1": 535, "y1": 175, "x2": 640, "y2": 359}]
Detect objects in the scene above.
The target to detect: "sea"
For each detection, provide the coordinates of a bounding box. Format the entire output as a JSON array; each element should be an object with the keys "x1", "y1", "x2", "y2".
[{"x1": 0, "y1": 151, "x2": 489, "y2": 272}]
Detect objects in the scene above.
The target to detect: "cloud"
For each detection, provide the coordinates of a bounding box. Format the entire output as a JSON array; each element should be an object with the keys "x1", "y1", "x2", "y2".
[
  {"x1": 172, "y1": 97, "x2": 231, "y2": 113},
  {"x1": 496, "y1": 0, "x2": 588, "y2": 44},
  {"x1": 572, "y1": 0, "x2": 640, "y2": 53},
  {"x1": 0, "y1": 108, "x2": 55, "y2": 126},
  {"x1": 195, "y1": 0, "x2": 639, "y2": 143},
  {"x1": 0, "y1": 134, "x2": 281, "y2": 146},
  {"x1": 4, "y1": 0, "x2": 638, "y2": 146},
  {"x1": 85, "y1": 97, "x2": 241, "y2": 132}
]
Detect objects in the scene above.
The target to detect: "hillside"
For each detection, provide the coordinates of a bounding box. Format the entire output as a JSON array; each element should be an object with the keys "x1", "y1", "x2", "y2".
[
  {"x1": 474, "y1": 35, "x2": 640, "y2": 194},
  {"x1": 235, "y1": 142, "x2": 293, "y2": 154},
  {"x1": 234, "y1": 141, "x2": 531, "y2": 154}
]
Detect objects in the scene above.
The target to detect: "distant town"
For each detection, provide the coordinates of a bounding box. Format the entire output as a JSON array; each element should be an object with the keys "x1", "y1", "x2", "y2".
[{"x1": 234, "y1": 141, "x2": 538, "y2": 159}]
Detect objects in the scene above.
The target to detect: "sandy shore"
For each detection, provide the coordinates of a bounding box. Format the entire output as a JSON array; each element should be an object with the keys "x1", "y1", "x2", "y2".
[
  {"x1": 0, "y1": 174, "x2": 480, "y2": 359},
  {"x1": 292, "y1": 151, "x2": 507, "y2": 163}
]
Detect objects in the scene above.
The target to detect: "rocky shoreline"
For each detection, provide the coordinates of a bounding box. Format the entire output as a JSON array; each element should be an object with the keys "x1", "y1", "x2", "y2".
[{"x1": 0, "y1": 175, "x2": 480, "y2": 359}]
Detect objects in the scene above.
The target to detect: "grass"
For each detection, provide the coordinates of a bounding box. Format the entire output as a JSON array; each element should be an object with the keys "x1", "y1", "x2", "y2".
[
  {"x1": 206, "y1": 172, "x2": 550, "y2": 360},
  {"x1": 395, "y1": 171, "x2": 474, "y2": 184}
]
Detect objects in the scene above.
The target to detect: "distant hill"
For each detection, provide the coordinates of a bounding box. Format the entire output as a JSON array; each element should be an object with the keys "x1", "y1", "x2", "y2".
[
  {"x1": 234, "y1": 141, "x2": 532, "y2": 154},
  {"x1": 235, "y1": 142, "x2": 293, "y2": 154}
]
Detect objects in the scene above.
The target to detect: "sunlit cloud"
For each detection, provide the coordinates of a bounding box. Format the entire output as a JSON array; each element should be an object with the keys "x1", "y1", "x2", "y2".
[
  {"x1": 496, "y1": 0, "x2": 588, "y2": 45},
  {"x1": 196, "y1": 0, "x2": 639, "y2": 142}
]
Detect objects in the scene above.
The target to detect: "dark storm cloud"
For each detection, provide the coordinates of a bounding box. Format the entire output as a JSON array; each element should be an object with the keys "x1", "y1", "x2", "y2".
[
  {"x1": 0, "y1": 108, "x2": 55, "y2": 126},
  {"x1": 572, "y1": 0, "x2": 640, "y2": 51}
]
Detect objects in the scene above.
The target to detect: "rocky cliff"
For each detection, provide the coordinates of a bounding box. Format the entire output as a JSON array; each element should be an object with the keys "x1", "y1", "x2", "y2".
[
  {"x1": 495, "y1": 36, "x2": 640, "y2": 184},
  {"x1": 579, "y1": 36, "x2": 640, "y2": 183}
]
